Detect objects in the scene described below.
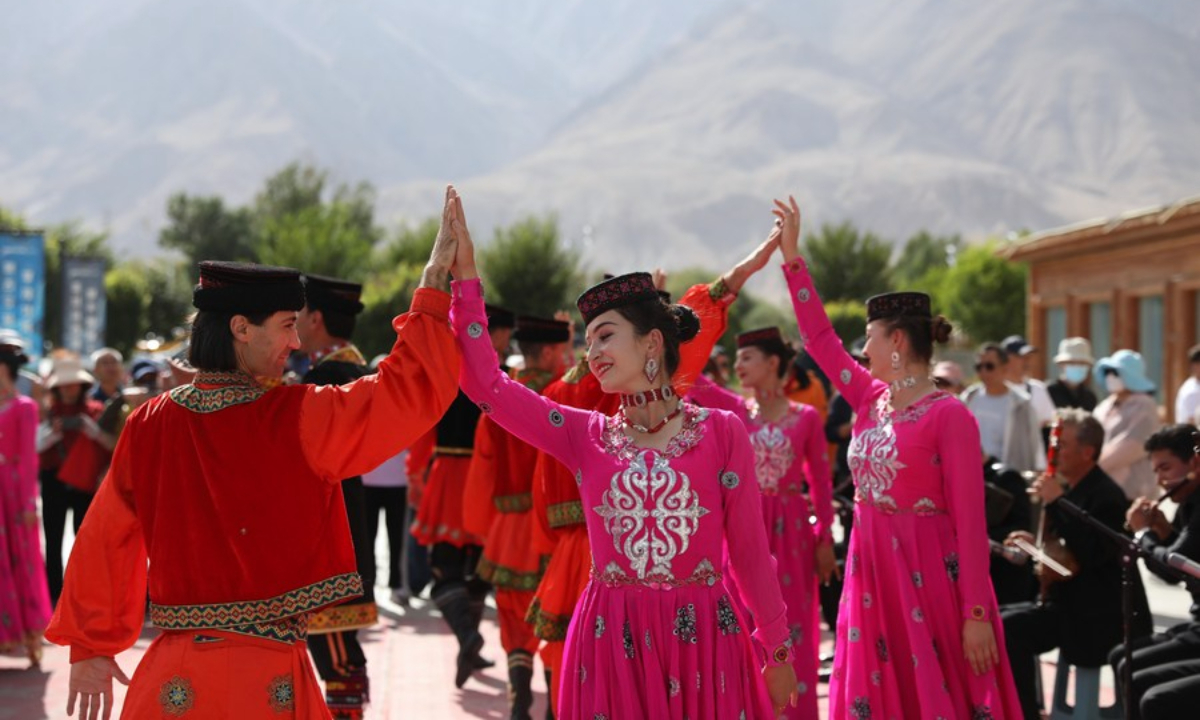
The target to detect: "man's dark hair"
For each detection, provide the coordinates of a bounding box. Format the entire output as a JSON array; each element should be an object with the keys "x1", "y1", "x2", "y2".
[
  {"x1": 314, "y1": 307, "x2": 356, "y2": 340},
  {"x1": 188, "y1": 310, "x2": 273, "y2": 371},
  {"x1": 1188, "y1": 344, "x2": 1200, "y2": 364},
  {"x1": 977, "y1": 342, "x2": 1010, "y2": 364},
  {"x1": 1145, "y1": 424, "x2": 1197, "y2": 464}
]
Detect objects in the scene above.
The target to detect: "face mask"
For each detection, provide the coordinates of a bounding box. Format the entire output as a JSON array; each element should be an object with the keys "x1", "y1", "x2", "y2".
[
  {"x1": 1061, "y1": 365, "x2": 1089, "y2": 385},
  {"x1": 1105, "y1": 375, "x2": 1126, "y2": 394}
]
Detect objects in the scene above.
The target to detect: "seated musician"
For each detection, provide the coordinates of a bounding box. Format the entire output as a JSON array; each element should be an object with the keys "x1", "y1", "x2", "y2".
[
  {"x1": 1111, "y1": 424, "x2": 1200, "y2": 719},
  {"x1": 999, "y1": 408, "x2": 1152, "y2": 720},
  {"x1": 983, "y1": 454, "x2": 1037, "y2": 605}
]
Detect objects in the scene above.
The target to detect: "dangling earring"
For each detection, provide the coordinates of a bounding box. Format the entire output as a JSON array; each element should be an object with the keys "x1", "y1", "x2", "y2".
[
  {"x1": 644, "y1": 356, "x2": 660, "y2": 384},
  {"x1": 890, "y1": 351, "x2": 902, "y2": 372}
]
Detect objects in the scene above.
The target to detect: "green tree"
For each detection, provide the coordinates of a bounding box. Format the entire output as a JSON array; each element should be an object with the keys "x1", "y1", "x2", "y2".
[
  {"x1": 893, "y1": 230, "x2": 961, "y2": 288},
  {"x1": 477, "y1": 215, "x2": 583, "y2": 317},
  {"x1": 939, "y1": 241, "x2": 1027, "y2": 343},
  {"x1": 255, "y1": 203, "x2": 379, "y2": 280},
  {"x1": 104, "y1": 264, "x2": 149, "y2": 356},
  {"x1": 379, "y1": 219, "x2": 438, "y2": 268},
  {"x1": 356, "y1": 264, "x2": 426, "y2": 359},
  {"x1": 801, "y1": 221, "x2": 893, "y2": 301},
  {"x1": 103, "y1": 259, "x2": 192, "y2": 357},
  {"x1": 824, "y1": 300, "x2": 869, "y2": 347},
  {"x1": 158, "y1": 194, "x2": 256, "y2": 273},
  {"x1": 253, "y1": 163, "x2": 328, "y2": 224}
]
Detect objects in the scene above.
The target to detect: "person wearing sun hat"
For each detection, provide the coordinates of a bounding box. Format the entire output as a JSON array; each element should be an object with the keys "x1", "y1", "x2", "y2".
[
  {"x1": 1093, "y1": 349, "x2": 1162, "y2": 500},
  {"x1": 1048, "y1": 337, "x2": 1098, "y2": 413},
  {"x1": 45, "y1": 187, "x2": 465, "y2": 719}
]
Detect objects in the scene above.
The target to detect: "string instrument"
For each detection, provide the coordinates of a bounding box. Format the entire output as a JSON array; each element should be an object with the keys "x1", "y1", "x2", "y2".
[{"x1": 1023, "y1": 418, "x2": 1079, "y2": 600}]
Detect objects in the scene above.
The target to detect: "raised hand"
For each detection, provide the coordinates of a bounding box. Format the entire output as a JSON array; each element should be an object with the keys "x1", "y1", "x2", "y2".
[
  {"x1": 449, "y1": 187, "x2": 478, "y2": 281},
  {"x1": 420, "y1": 185, "x2": 460, "y2": 291},
  {"x1": 67, "y1": 656, "x2": 130, "y2": 720},
  {"x1": 722, "y1": 225, "x2": 783, "y2": 296},
  {"x1": 773, "y1": 195, "x2": 802, "y2": 262},
  {"x1": 652, "y1": 268, "x2": 668, "y2": 291}
]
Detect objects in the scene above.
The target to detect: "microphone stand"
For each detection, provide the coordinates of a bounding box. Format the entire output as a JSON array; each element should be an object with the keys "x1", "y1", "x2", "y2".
[{"x1": 1052, "y1": 498, "x2": 1200, "y2": 720}]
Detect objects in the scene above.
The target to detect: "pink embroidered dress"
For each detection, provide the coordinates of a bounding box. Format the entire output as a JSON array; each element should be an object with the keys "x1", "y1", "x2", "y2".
[
  {"x1": 452, "y1": 279, "x2": 790, "y2": 720},
  {"x1": 688, "y1": 375, "x2": 831, "y2": 720},
  {"x1": 783, "y1": 258, "x2": 1022, "y2": 719},
  {"x1": 0, "y1": 394, "x2": 52, "y2": 655}
]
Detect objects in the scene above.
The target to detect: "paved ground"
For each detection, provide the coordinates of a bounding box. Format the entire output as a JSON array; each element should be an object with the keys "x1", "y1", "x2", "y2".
[{"x1": 2, "y1": 516, "x2": 1191, "y2": 718}]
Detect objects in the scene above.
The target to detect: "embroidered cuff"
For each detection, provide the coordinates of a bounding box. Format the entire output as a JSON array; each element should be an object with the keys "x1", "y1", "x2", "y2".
[
  {"x1": 411, "y1": 287, "x2": 451, "y2": 321},
  {"x1": 965, "y1": 604, "x2": 989, "y2": 622},
  {"x1": 707, "y1": 278, "x2": 737, "y2": 306},
  {"x1": 765, "y1": 639, "x2": 793, "y2": 667}
]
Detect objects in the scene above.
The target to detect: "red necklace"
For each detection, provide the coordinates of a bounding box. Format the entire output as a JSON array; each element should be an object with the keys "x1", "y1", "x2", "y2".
[
  {"x1": 623, "y1": 404, "x2": 684, "y2": 434},
  {"x1": 619, "y1": 385, "x2": 677, "y2": 408}
]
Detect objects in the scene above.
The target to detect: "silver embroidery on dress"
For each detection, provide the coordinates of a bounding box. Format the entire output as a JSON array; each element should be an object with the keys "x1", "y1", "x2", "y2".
[
  {"x1": 751, "y1": 424, "x2": 795, "y2": 494},
  {"x1": 847, "y1": 414, "x2": 906, "y2": 508},
  {"x1": 593, "y1": 453, "x2": 709, "y2": 581}
]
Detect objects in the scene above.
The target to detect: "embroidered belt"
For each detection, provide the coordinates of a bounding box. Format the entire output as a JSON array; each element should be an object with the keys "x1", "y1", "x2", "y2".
[
  {"x1": 547, "y1": 500, "x2": 585, "y2": 528},
  {"x1": 591, "y1": 560, "x2": 722, "y2": 591},
  {"x1": 308, "y1": 601, "x2": 379, "y2": 635},
  {"x1": 150, "y1": 573, "x2": 363, "y2": 644},
  {"x1": 494, "y1": 492, "x2": 532, "y2": 513},
  {"x1": 855, "y1": 492, "x2": 947, "y2": 516},
  {"x1": 434, "y1": 446, "x2": 473, "y2": 457}
]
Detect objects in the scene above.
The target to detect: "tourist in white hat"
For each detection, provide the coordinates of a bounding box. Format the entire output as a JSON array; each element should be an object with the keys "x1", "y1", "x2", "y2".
[{"x1": 1048, "y1": 337, "x2": 1098, "y2": 412}]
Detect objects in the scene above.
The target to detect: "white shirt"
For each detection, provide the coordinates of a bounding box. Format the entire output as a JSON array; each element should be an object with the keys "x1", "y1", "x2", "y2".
[
  {"x1": 1024, "y1": 377, "x2": 1056, "y2": 427},
  {"x1": 1176, "y1": 377, "x2": 1200, "y2": 425},
  {"x1": 967, "y1": 390, "x2": 1011, "y2": 461}
]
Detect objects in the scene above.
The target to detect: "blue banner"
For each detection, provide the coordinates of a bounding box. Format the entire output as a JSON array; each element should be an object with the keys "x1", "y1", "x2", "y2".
[
  {"x1": 61, "y1": 255, "x2": 108, "y2": 356},
  {"x1": 0, "y1": 232, "x2": 46, "y2": 359}
]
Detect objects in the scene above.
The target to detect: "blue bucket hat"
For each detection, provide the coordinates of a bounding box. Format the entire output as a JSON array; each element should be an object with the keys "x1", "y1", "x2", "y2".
[{"x1": 1095, "y1": 349, "x2": 1156, "y2": 393}]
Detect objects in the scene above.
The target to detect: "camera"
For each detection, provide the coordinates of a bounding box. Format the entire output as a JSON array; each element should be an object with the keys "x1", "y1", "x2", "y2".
[{"x1": 60, "y1": 416, "x2": 83, "y2": 431}]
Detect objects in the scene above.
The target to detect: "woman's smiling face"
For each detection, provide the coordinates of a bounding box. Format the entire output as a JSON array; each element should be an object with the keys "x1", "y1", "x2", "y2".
[{"x1": 585, "y1": 309, "x2": 654, "y2": 393}]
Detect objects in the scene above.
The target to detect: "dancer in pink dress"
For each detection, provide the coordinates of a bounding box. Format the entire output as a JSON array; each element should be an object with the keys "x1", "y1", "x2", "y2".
[
  {"x1": 689, "y1": 327, "x2": 834, "y2": 720},
  {"x1": 774, "y1": 196, "x2": 1022, "y2": 718},
  {"x1": 0, "y1": 336, "x2": 52, "y2": 668},
  {"x1": 444, "y1": 187, "x2": 798, "y2": 719}
]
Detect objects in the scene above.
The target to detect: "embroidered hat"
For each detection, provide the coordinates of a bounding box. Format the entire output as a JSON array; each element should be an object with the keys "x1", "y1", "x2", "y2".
[
  {"x1": 736, "y1": 327, "x2": 786, "y2": 350},
  {"x1": 485, "y1": 304, "x2": 516, "y2": 329},
  {"x1": 577, "y1": 272, "x2": 660, "y2": 325},
  {"x1": 514, "y1": 315, "x2": 572, "y2": 343},
  {"x1": 866, "y1": 292, "x2": 931, "y2": 322},
  {"x1": 192, "y1": 261, "x2": 306, "y2": 315},
  {"x1": 302, "y1": 274, "x2": 365, "y2": 316}
]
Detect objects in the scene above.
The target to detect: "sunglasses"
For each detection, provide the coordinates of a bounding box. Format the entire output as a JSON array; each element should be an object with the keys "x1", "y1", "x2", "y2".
[
  {"x1": 975, "y1": 361, "x2": 997, "y2": 372},
  {"x1": 933, "y1": 377, "x2": 953, "y2": 389}
]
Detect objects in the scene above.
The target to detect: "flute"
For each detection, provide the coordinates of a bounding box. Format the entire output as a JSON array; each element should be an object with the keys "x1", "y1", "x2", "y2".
[{"x1": 1152, "y1": 474, "x2": 1194, "y2": 511}]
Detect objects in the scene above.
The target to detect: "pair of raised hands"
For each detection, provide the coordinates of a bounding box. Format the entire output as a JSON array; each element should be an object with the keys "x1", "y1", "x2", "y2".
[{"x1": 421, "y1": 185, "x2": 478, "y2": 290}]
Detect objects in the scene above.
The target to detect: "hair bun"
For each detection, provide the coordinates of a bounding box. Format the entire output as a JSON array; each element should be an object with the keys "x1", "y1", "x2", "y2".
[
  {"x1": 931, "y1": 315, "x2": 953, "y2": 344},
  {"x1": 669, "y1": 304, "x2": 701, "y2": 343}
]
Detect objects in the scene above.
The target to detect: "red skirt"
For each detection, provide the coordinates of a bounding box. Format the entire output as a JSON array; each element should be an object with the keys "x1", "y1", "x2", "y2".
[
  {"x1": 525, "y1": 524, "x2": 591, "y2": 642},
  {"x1": 121, "y1": 629, "x2": 329, "y2": 719},
  {"x1": 412, "y1": 456, "x2": 484, "y2": 547}
]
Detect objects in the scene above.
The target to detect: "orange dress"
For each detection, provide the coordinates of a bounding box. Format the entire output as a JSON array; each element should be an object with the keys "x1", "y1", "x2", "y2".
[
  {"x1": 44, "y1": 289, "x2": 460, "y2": 719},
  {"x1": 526, "y1": 280, "x2": 733, "y2": 709}
]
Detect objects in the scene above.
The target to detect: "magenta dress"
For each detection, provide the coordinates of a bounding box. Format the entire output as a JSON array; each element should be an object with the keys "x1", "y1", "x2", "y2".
[
  {"x1": 0, "y1": 395, "x2": 52, "y2": 655},
  {"x1": 452, "y1": 279, "x2": 791, "y2": 720},
  {"x1": 783, "y1": 258, "x2": 1022, "y2": 719},
  {"x1": 689, "y1": 376, "x2": 831, "y2": 720}
]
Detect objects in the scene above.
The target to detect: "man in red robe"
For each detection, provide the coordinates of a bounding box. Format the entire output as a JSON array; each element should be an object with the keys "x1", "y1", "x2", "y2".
[{"x1": 46, "y1": 188, "x2": 464, "y2": 719}]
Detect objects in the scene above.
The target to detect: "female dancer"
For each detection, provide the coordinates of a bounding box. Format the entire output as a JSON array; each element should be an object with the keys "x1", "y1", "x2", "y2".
[
  {"x1": 0, "y1": 338, "x2": 52, "y2": 667},
  {"x1": 774, "y1": 196, "x2": 1021, "y2": 718},
  {"x1": 445, "y1": 187, "x2": 798, "y2": 718},
  {"x1": 689, "y1": 326, "x2": 834, "y2": 719}
]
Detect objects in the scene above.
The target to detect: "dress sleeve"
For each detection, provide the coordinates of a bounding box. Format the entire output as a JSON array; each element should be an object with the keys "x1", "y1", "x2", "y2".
[
  {"x1": 300, "y1": 288, "x2": 461, "y2": 481},
  {"x1": 686, "y1": 374, "x2": 750, "y2": 424},
  {"x1": 452, "y1": 278, "x2": 585, "y2": 470},
  {"x1": 719, "y1": 412, "x2": 790, "y2": 652},
  {"x1": 44, "y1": 418, "x2": 149, "y2": 662},
  {"x1": 462, "y1": 417, "x2": 498, "y2": 538},
  {"x1": 800, "y1": 405, "x2": 834, "y2": 545},
  {"x1": 782, "y1": 258, "x2": 882, "y2": 412},
  {"x1": 937, "y1": 401, "x2": 996, "y2": 619},
  {"x1": 16, "y1": 398, "x2": 39, "y2": 512},
  {"x1": 674, "y1": 281, "x2": 732, "y2": 394}
]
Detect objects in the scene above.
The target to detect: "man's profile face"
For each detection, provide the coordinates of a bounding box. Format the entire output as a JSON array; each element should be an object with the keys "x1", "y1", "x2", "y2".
[{"x1": 237, "y1": 311, "x2": 301, "y2": 379}]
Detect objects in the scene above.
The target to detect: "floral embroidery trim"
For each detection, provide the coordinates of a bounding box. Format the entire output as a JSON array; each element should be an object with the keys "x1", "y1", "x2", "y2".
[
  {"x1": 601, "y1": 402, "x2": 709, "y2": 461},
  {"x1": 547, "y1": 500, "x2": 585, "y2": 528},
  {"x1": 525, "y1": 597, "x2": 573, "y2": 642},
  {"x1": 673, "y1": 604, "x2": 698, "y2": 644},
  {"x1": 476, "y1": 554, "x2": 547, "y2": 592},
  {"x1": 267, "y1": 675, "x2": 295, "y2": 712},
  {"x1": 170, "y1": 371, "x2": 265, "y2": 413},
  {"x1": 592, "y1": 558, "x2": 721, "y2": 590},
  {"x1": 716, "y1": 596, "x2": 741, "y2": 635},
  {"x1": 150, "y1": 573, "x2": 362, "y2": 633},
  {"x1": 307, "y1": 601, "x2": 378, "y2": 634},
  {"x1": 493, "y1": 492, "x2": 533, "y2": 513},
  {"x1": 159, "y1": 676, "x2": 195, "y2": 716}
]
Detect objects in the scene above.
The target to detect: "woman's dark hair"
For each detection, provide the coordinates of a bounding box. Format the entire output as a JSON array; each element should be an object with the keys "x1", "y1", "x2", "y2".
[
  {"x1": 1145, "y1": 424, "x2": 1197, "y2": 464},
  {"x1": 749, "y1": 341, "x2": 796, "y2": 379},
  {"x1": 188, "y1": 310, "x2": 272, "y2": 372},
  {"x1": 880, "y1": 314, "x2": 953, "y2": 365},
  {"x1": 0, "y1": 352, "x2": 23, "y2": 383},
  {"x1": 614, "y1": 299, "x2": 701, "y2": 378}
]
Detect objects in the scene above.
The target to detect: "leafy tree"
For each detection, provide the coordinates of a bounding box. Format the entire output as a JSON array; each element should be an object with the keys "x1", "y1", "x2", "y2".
[
  {"x1": 477, "y1": 215, "x2": 583, "y2": 317},
  {"x1": 103, "y1": 259, "x2": 192, "y2": 357},
  {"x1": 824, "y1": 300, "x2": 869, "y2": 348},
  {"x1": 356, "y1": 264, "x2": 425, "y2": 359},
  {"x1": 939, "y1": 242, "x2": 1027, "y2": 343},
  {"x1": 379, "y1": 219, "x2": 438, "y2": 268},
  {"x1": 893, "y1": 230, "x2": 961, "y2": 288},
  {"x1": 801, "y1": 221, "x2": 893, "y2": 302},
  {"x1": 158, "y1": 194, "x2": 256, "y2": 273},
  {"x1": 253, "y1": 163, "x2": 328, "y2": 224},
  {"x1": 255, "y1": 203, "x2": 379, "y2": 280}
]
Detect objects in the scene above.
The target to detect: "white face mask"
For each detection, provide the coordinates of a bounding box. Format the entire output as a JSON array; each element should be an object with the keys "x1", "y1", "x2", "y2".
[
  {"x1": 1060, "y1": 365, "x2": 1089, "y2": 386},
  {"x1": 1105, "y1": 375, "x2": 1126, "y2": 394}
]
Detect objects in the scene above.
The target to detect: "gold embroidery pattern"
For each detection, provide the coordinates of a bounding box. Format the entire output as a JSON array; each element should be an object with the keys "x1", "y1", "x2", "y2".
[
  {"x1": 308, "y1": 602, "x2": 379, "y2": 634},
  {"x1": 150, "y1": 573, "x2": 362, "y2": 634},
  {"x1": 494, "y1": 492, "x2": 533, "y2": 513},
  {"x1": 547, "y1": 500, "x2": 585, "y2": 528},
  {"x1": 266, "y1": 675, "x2": 295, "y2": 713},
  {"x1": 169, "y1": 371, "x2": 265, "y2": 413},
  {"x1": 158, "y1": 676, "x2": 195, "y2": 716}
]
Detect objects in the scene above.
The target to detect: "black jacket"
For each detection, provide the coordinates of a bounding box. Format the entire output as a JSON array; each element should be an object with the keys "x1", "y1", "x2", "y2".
[{"x1": 1139, "y1": 487, "x2": 1200, "y2": 620}]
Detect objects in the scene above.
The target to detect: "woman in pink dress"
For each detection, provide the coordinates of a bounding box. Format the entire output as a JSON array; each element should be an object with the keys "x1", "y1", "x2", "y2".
[
  {"x1": 0, "y1": 337, "x2": 52, "y2": 668},
  {"x1": 774, "y1": 196, "x2": 1022, "y2": 718},
  {"x1": 689, "y1": 327, "x2": 834, "y2": 720},
  {"x1": 444, "y1": 188, "x2": 798, "y2": 719}
]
